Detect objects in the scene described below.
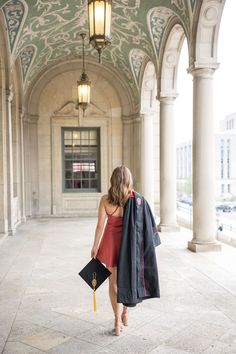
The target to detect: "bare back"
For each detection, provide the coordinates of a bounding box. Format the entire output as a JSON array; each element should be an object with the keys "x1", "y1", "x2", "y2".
[{"x1": 103, "y1": 195, "x2": 124, "y2": 217}]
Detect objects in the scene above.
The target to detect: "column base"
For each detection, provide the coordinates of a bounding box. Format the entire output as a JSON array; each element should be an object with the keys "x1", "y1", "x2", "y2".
[
  {"x1": 188, "y1": 241, "x2": 222, "y2": 253},
  {"x1": 157, "y1": 224, "x2": 180, "y2": 232},
  {"x1": 8, "y1": 228, "x2": 16, "y2": 236}
]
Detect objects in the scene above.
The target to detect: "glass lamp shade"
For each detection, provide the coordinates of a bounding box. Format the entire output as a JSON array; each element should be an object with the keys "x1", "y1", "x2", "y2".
[
  {"x1": 77, "y1": 73, "x2": 91, "y2": 111},
  {"x1": 88, "y1": 0, "x2": 112, "y2": 54}
]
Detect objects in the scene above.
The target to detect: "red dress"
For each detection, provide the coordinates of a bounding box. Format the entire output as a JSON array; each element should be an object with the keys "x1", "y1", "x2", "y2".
[{"x1": 97, "y1": 205, "x2": 123, "y2": 268}]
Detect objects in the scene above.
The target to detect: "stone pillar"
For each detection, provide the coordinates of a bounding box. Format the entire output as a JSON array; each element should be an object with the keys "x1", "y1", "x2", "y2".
[
  {"x1": 140, "y1": 112, "x2": 154, "y2": 210},
  {"x1": 158, "y1": 96, "x2": 180, "y2": 232},
  {"x1": 188, "y1": 68, "x2": 221, "y2": 252},
  {"x1": 0, "y1": 89, "x2": 8, "y2": 235},
  {"x1": 122, "y1": 116, "x2": 134, "y2": 172},
  {"x1": 19, "y1": 112, "x2": 26, "y2": 222},
  {"x1": 29, "y1": 116, "x2": 39, "y2": 216},
  {"x1": 133, "y1": 116, "x2": 141, "y2": 192},
  {"x1": 23, "y1": 115, "x2": 32, "y2": 217},
  {"x1": 6, "y1": 89, "x2": 15, "y2": 235}
]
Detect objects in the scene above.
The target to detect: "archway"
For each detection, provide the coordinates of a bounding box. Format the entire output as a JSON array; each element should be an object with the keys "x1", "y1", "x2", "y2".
[
  {"x1": 25, "y1": 60, "x2": 137, "y2": 217},
  {"x1": 140, "y1": 61, "x2": 159, "y2": 212},
  {"x1": 158, "y1": 23, "x2": 186, "y2": 232}
]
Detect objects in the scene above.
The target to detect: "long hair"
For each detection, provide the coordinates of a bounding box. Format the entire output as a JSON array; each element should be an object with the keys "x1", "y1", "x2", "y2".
[{"x1": 107, "y1": 166, "x2": 133, "y2": 206}]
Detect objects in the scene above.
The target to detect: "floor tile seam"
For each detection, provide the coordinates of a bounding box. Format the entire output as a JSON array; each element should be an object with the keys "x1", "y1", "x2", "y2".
[
  {"x1": 63, "y1": 335, "x2": 109, "y2": 348},
  {"x1": 0, "y1": 237, "x2": 33, "y2": 287},
  {"x1": 5, "y1": 339, "x2": 48, "y2": 354},
  {"x1": 192, "y1": 255, "x2": 236, "y2": 283},
  {"x1": 164, "y1": 236, "x2": 236, "y2": 277},
  {"x1": 190, "y1": 265, "x2": 236, "y2": 299},
  {"x1": 8, "y1": 317, "x2": 68, "y2": 335},
  {"x1": 162, "y1": 333, "x2": 217, "y2": 353},
  {"x1": 74, "y1": 326, "x2": 131, "y2": 345},
  {"x1": 169, "y1": 258, "x2": 236, "y2": 302},
  {"x1": 50, "y1": 309, "x2": 104, "y2": 324},
  {"x1": 198, "y1": 339, "x2": 232, "y2": 354},
  {"x1": 44, "y1": 325, "x2": 111, "y2": 343},
  {"x1": 212, "y1": 304, "x2": 236, "y2": 325},
  {"x1": 0, "y1": 238, "x2": 47, "y2": 354},
  {"x1": 147, "y1": 343, "x2": 191, "y2": 354}
]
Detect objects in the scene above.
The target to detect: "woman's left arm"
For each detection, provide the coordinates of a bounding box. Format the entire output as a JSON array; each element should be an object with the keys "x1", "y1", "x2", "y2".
[{"x1": 91, "y1": 196, "x2": 107, "y2": 258}]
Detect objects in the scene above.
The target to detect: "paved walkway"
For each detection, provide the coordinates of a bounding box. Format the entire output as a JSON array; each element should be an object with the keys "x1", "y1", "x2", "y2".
[{"x1": 0, "y1": 218, "x2": 236, "y2": 354}]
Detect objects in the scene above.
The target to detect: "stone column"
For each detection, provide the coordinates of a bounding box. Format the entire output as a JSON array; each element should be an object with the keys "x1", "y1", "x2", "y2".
[
  {"x1": 140, "y1": 112, "x2": 154, "y2": 210},
  {"x1": 19, "y1": 112, "x2": 26, "y2": 222},
  {"x1": 122, "y1": 115, "x2": 134, "y2": 172},
  {"x1": 23, "y1": 115, "x2": 32, "y2": 217},
  {"x1": 0, "y1": 89, "x2": 8, "y2": 235},
  {"x1": 6, "y1": 89, "x2": 15, "y2": 235},
  {"x1": 133, "y1": 115, "x2": 141, "y2": 192},
  {"x1": 188, "y1": 68, "x2": 221, "y2": 252},
  {"x1": 29, "y1": 116, "x2": 39, "y2": 216},
  {"x1": 158, "y1": 96, "x2": 179, "y2": 232}
]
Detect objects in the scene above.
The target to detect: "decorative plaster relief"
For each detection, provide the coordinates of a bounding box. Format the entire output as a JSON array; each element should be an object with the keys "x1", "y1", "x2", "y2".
[
  {"x1": 195, "y1": 1, "x2": 224, "y2": 66},
  {"x1": 165, "y1": 51, "x2": 177, "y2": 68},
  {"x1": 54, "y1": 100, "x2": 106, "y2": 117},
  {"x1": 113, "y1": 0, "x2": 140, "y2": 16},
  {"x1": 190, "y1": 0, "x2": 196, "y2": 11},
  {"x1": 203, "y1": 5, "x2": 219, "y2": 25},
  {"x1": 148, "y1": 7, "x2": 174, "y2": 57},
  {"x1": 54, "y1": 101, "x2": 79, "y2": 117},
  {"x1": 19, "y1": 45, "x2": 36, "y2": 81},
  {"x1": 129, "y1": 48, "x2": 147, "y2": 87},
  {"x1": 2, "y1": 0, "x2": 27, "y2": 52},
  {"x1": 171, "y1": 0, "x2": 187, "y2": 18}
]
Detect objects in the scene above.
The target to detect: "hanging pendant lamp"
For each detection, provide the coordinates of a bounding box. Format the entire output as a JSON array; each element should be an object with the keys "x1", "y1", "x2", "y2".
[
  {"x1": 77, "y1": 33, "x2": 91, "y2": 112},
  {"x1": 88, "y1": 0, "x2": 112, "y2": 63}
]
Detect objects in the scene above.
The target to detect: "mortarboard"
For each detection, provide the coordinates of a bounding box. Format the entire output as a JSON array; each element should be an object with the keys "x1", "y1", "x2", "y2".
[{"x1": 78, "y1": 258, "x2": 111, "y2": 311}]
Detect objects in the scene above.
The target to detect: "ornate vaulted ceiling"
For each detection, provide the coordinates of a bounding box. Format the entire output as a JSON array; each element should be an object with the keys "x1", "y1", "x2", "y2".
[{"x1": 0, "y1": 0, "x2": 196, "y2": 99}]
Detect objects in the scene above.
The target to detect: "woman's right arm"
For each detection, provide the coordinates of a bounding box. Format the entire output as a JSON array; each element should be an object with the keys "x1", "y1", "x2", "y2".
[{"x1": 91, "y1": 196, "x2": 107, "y2": 258}]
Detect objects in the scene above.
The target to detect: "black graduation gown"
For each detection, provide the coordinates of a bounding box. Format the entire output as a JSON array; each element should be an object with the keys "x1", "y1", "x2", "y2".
[{"x1": 117, "y1": 191, "x2": 161, "y2": 307}]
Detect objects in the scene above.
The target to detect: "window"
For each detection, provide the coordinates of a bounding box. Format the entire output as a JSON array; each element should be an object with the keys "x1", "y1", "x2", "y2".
[
  {"x1": 227, "y1": 184, "x2": 231, "y2": 193},
  {"x1": 220, "y1": 139, "x2": 224, "y2": 179},
  {"x1": 221, "y1": 184, "x2": 224, "y2": 194},
  {"x1": 62, "y1": 128, "x2": 100, "y2": 192},
  {"x1": 227, "y1": 139, "x2": 230, "y2": 179}
]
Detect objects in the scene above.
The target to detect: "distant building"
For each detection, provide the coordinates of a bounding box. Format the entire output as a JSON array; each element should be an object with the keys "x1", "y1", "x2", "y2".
[
  {"x1": 177, "y1": 113, "x2": 236, "y2": 200},
  {"x1": 216, "y1": 113, "x2": 236, "y2": 198}
]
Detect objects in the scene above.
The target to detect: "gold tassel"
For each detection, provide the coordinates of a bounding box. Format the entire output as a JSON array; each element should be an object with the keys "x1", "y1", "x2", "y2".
[
  {"x1": 92, "y1": 272, "x2": 97, "y2": 312},
  {"x1": 93, "y1": 290, "x2": 97, "y2": 312}
]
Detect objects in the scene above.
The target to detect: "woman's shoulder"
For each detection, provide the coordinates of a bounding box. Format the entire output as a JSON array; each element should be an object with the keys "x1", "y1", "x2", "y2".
[{"x1": 100, "y1": 194, "x2": 108, "y2": 204}]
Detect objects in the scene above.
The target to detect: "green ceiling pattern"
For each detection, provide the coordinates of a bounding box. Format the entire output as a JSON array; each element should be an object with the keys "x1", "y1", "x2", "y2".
[{"x1": 0, "y1": 0, "x2": 195, "y2": 100}]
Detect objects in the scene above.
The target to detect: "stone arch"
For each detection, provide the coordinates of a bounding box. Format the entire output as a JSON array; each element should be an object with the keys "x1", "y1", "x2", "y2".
[
  {"x1": 25, "y1": 59, "x2": 137, "y2": 118},
  {"x1": 190, "y1": 0, "x2": 226, "y2": 69},
  {"x1": 141, "y1": 61, "x2": 157, "y2": 114},
  {"x1": 23, "y1": 59, "x2": 138, "y2": 217},
  {"x1": 140, "y1": 61, "x2": 160, "y2": 212},
  {"x1": 0, "y1": 11, "x2": 11, "y2": 234},
  {"x1": 159, "y1": 23, "x2": 186, "y2": 97}
]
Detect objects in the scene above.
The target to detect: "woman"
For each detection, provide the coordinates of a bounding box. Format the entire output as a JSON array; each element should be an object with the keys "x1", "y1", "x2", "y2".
[{"x1": 91, "y1": 166, "x2": 132, "y2": 336}]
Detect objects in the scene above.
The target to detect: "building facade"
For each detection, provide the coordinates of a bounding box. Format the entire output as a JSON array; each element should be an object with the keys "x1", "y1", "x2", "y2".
[
  {"x1": 216, "y1": 113, "x2": 236, "y2": 199},
  {"x1": 177, "y1": 113, "x2": 236, "y2": 200}
]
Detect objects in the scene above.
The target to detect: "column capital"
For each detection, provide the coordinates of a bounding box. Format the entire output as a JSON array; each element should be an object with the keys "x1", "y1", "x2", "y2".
[
  {"x1": 122, "y1": 114, "x2": 141, "y2": 124},
  {"x1": 23, "y1": 113, "x2": 39, "y2": 123},
  {"x1": 159, "y1": 96, "x2": 177, "y2": 104},
  {"x1": 140, "y1": 111, "x2": 155, "y2": 120},
  {"x1": 6, "y1": 88, "x2": 14, "y2": 103},
  {"x1": 187, "y1": 66, "x2": 218, "y2": 78}
]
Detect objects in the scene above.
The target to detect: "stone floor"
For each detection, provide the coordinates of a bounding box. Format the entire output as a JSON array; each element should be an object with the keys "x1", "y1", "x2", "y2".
[{"x1": 0, "y1": 218, "x2": 236, "y2": 354}]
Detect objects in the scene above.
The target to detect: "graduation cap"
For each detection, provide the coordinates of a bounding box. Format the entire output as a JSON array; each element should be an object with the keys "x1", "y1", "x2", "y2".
[{"x1": 78, "y1": 258, "x2": 111, "y2": 312}]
